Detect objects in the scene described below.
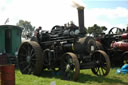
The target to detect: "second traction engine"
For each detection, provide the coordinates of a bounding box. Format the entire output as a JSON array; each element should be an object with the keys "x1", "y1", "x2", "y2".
[{"x1": 96, "y1": 27, "x2": 128, "y2": 67}]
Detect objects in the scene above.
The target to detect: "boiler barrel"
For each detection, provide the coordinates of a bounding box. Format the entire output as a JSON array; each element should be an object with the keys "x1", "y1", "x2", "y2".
[
  {"x1": 74, "y1": 36, "x2": 96, "y2": 55},
  {"x1": 63, "y1": 36, "x2": 96, "y2": 55}
]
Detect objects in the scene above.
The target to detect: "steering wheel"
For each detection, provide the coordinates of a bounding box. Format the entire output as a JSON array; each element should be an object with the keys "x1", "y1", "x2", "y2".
[
  {"x1": 51, "y1": 25, "x2": 64, "y2": 34},
  {"x1": 108, "y1": 27, "x2": 123, "y2": 35}
]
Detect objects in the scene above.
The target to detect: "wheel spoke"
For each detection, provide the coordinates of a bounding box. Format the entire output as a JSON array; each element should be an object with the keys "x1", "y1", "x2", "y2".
[
  {"x1": 30, "y1": 49, "x2": 34, "y2": 56},
  {"x1": 28, "y1": 68, "x2": 33, "y2": 74},
  {"x1": 102, "y1": 66, "x2": 107, "y2": 71},
  {"x1": 99, "y1": 53, "x2": 102, "y2": 61},
  {"x1": 97, "y1": 67, "x2": 101, "y2": 75},
  {"x1": 19, "y1": 53, "x2": 27, "y2": 57},
  {"x1": 31, "y1": 53, "x2": 35, "y2": 58},
  {"x1": 30, "y1": 62, "x2": 35, "y2": 67},
  {"x1": 101, "y1": 67, "x2": 105, "y2": 75},
  {"x1": 22, "y1": 64, "x2": 31, "y2": 73},
  {"x1": 27, "y1": 46, "x2": 31, "y2": 56},
  {"x1": 31, "y1": 53, "x2": 36, "y2": 61},
  {"x1": 31, "y1": 58, "x2": 36, "y2": 61},
  {"x1": 22, "y1": 46, "x2": 28, "y2": 52},
  {"x1": 96, "y1": 67, "x2": 99, "y2": 73},
  {"x1": 19, "y1": 61, "x2": 27, "y2": 65},
  {"x1": 123, "y1": 54, "x2": 128, "y2": 64}
]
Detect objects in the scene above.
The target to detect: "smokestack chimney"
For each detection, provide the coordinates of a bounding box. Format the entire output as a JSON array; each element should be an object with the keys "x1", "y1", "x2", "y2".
[{"x1": 77, "y1": 7, "x2": 86, "y2": 34}]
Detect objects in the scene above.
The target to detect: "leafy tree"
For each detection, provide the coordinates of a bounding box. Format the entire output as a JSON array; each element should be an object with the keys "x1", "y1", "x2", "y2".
[
  {"x1": 16, "y1": 20, "x2": 35, "y2": 38},
  {"x1": 87, "y1": 24, "x2": 107, "y2": 37}
]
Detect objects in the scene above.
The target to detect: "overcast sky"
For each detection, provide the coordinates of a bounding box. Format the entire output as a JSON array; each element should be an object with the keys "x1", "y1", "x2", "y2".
[{"x1": 0, "y1": 0, "x2": 128, "y2": 31}]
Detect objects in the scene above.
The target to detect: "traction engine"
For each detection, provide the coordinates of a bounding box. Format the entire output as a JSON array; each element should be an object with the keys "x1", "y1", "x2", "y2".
[
  {"x1": 18, "y1": 7, "x2": 110, "y2": 81},
  {"x1": 96, "y1": 27, "x2": 128, "y2": 67}
]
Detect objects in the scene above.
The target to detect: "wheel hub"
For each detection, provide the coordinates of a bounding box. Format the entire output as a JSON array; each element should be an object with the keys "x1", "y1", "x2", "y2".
[
  {"x1": 96, "y1": 60, "x2": 100, "y2": 64},
  {"x1": 26, "y1": 56, "x2": 31, "y2": 63},
  {"x1": 91, "y1": 45, "x2": 95, "y2": 52},
  {"x1": 66, "y1": 64, "x2": 70, "y2": 72}
]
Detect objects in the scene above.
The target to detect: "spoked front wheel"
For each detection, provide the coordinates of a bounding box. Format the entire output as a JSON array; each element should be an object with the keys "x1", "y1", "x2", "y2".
[
  {"x1": 18, "y1": 41, "x2": 43, "y2": 75},
  {"x1": 61, "y1": 52, "x2": 80, "y2": 81},
  {"x1": 91, "y1": 50, "x2": 110, "y2": 76}
]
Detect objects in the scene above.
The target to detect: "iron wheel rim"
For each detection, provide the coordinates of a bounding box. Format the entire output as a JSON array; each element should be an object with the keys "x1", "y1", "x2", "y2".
[
  {"x1": 61, "y1": 52, "x2": 80, "y2": 81},
  {"x1": 18, "y1": 41, "x2": 43, "y2": 75},
  {"x1": 91, "y1": 50, "x2": 110, "y2": 76}
]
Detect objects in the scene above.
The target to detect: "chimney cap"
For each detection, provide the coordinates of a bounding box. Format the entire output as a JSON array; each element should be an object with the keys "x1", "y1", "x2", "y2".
[{"x1": 77, "y1": 6, "x2": 84, "y2": 10}]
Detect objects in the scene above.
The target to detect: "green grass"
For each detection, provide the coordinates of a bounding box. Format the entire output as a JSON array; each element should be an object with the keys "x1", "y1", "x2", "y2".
[{"x1": 16, "y1": 68, "x2": 128, "y2": 85}]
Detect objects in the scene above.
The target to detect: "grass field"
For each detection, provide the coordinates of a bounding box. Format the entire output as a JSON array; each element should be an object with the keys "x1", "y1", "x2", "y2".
[{"x1": 16, "y1": 68, "x2": 128, "y2": 85}]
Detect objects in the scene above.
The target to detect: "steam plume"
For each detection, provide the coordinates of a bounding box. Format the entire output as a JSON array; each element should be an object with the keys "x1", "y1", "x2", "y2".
[{"x1": 72, "y1": 0, "x2": 84, "y2": 8}]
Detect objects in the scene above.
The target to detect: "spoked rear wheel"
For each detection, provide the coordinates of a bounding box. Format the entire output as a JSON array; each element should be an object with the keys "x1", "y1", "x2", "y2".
[
  {"x1": 122, "y1": 52, "x2": 128, "y2": 65},
  {"x1": 18, "y1": 41, "x2": 43, "y2": 75},
  {"x1": 91, "y1": 50, "x2": 110, "y2": 76},
  {"x1": 61, "y1": 52, "x2": 80, "y2": 81}
]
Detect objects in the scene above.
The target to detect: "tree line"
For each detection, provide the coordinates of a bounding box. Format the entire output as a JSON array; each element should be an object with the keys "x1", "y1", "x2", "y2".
[{"x1": 16, "y1": 20, "x2": 35, "y2": 39}]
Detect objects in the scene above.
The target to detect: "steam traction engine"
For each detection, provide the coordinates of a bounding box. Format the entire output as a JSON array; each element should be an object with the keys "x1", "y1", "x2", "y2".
[
  {"x1": 96, "y1": 27, "x2": 128, "y2": 67},
  {"x1": 18, "y1": 7, "x2": 110, "y2": 81}
]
